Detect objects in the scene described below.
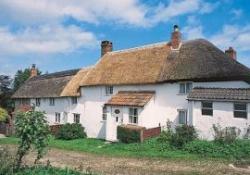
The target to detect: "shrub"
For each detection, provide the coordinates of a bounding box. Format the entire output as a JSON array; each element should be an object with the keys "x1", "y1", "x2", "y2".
[
  {"x1": 212, "y1": 124, "x2": 241, "y2": 144},
  {"x1": 117, "y1": 126, "x2": 141, "y2": 143},
  {"x1": 15, "y1": 109, "x2": 50, "y2": 170},
  {"x1": 184, "y1": 140, "x2": 250, "y2": 159},
  {"x1": 157, "y1": 125, "x2": 197, "y2": 149},
  {"x1": 0, "y1": 147, "x2": 14, "y2": 175},
  {"x1": 0, "y1": 107, "x2": 8, "y2": 122},
  {"x1": 56, "y1": 123, "x2": 87, "y2": 140}
]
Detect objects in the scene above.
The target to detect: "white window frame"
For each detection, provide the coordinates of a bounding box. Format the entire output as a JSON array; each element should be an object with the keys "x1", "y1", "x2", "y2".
[
  {"x1": 105, "y1": 86, "x2": 113, "y2": 95},
  {"x1": 49, "y1": 98, "x2": 55, "y2": 106},
  {"x1": 201, "y1": 101, "x2": 213, "y2": 116},
  {"x1": 71, "y1": 97, "x2": 78, "y2": 104},
  {"x1": 178, "y1": 109, "x2": 187, "y2": 125},
  {"x1": 73, "y1": 113, "x2": 80, "y2": 123},
  {"x1": 35, "y1": 98, "x2": 40, "y2": 107},
  {"x1": 234, "y1": 103, "x2": 247, "y2": 119},
  {"x1": 102, "y1": 106, "x2": 107, "y2": 121},
  {"x1": 129, "y1": 107, "x2": 138, "y2": 124},
  {"x1": 179, "y1": 82, "x2": 192, "y2": 94},
  {"x1": 55, "y1": 112, "x2": 61, "y2": 123}
]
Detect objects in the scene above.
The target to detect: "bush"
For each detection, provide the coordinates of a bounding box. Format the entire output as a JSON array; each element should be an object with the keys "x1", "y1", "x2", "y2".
[
  {"x1": 213, "y1": 124, "x2": 240, "y2": 144},
  {"x1": 0, "y1": 107, "x2": 8, "y2": 122},
  {"x1": 0, "y1": 147, "x2": 14, "y2": 175},
  {"x1": 56, "y1": 123, "x2": 87, "y2": 140},
  {"x1": 158, "y1": 125, "x2": 197, "y2": 149},
  {"x1": 184, "y1": 140, "x2": 250, "y2": 159},
  {"x1": 117, "y1": 126, "x2": 141, "y2": 143}
]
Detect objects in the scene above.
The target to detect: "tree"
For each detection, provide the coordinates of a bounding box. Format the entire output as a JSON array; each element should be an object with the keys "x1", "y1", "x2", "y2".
[
  {"x1": 0, "y1": 107, "x2": 8, "y2": 122},
  {"x1": 0, "y1": 75, "x2": 13, "y2": 110},
  {"x1": 15, "y1": 108, "x2": 50, "y2": 170},
  {"x1": 13, "y1": 68, "x2": 41, "y2": 92}
]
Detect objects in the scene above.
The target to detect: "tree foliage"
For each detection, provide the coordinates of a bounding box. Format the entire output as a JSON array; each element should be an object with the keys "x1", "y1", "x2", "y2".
[
  {"x1": 15, "y1": 108, "x2": 50, "y2": 170},
  {"x1": 0, "y1": 107, "x2": 8, "y2": 122},
  {"x1": 0, "y1": 75, "x2": 13, "y2": 110},
  {"x1": 13, "y1": 68, "x2": 41, "y2": 92}
]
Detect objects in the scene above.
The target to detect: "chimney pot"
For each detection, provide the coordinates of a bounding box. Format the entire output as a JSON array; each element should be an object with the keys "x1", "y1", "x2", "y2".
[
  {"x1": 171, "y1": 25, "x2": 181, "y2": 50},
  {"x1": 30, "y1": 64, "x2": 37, "y2": 78},
  {"x1": 225, "y1": 47, "x2": 237, "y2": 60},
  {"x1": 101, "y1": 40, "x2": 113, "y2": 56}
]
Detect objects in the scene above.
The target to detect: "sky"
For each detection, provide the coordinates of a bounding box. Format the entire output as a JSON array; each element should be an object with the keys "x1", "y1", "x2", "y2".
[{"x1": 0, "y1": 0, "x2": 250, "y2": 76}]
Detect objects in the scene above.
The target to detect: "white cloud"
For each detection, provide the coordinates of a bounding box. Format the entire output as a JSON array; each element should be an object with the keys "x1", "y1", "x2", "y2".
[
  {"x1": 0, "y1": 0, "x2": 217, "y2": 27},
  {"x1": 0, "y1": 25, "x2": 98, "y2": 55},
  {"x1": 231, "y1": 9, "x2": 243, "y2": 19}
]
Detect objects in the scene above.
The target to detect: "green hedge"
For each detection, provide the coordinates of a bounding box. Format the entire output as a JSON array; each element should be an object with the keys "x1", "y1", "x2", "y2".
[
  {"x1": 117, "y1": 126, "x2": 141, "y2": 143},
  {"x1": 56, "y1": 123, "x2": 87, "y2": 140}
]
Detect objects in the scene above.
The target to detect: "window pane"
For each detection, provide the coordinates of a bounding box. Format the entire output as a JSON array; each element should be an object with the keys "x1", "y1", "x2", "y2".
[
  {"x1": 129, "y1": 108, "x2": 134, "y2": 116},
  {"x1": 234, "y1": 103, "x2": 246, "y2": 111},
  {"x1": 234, "y1": 111, "x2": 247, "y2": 118},
  {"x1": 179, "y1": 83, "x2": 185, "y2": 93},
  {"x1": 202, "y1": 102, "x2": 212, "y2": 108},
  {"x1": 186, "y1": 83, "x2": 192, "y2": 93},
  {"x1": 179, "y1": 111, "x2": 186, "y2": 124},
  {"x1": 202, "y1": 109, "x2": 213, "y2": 116}
]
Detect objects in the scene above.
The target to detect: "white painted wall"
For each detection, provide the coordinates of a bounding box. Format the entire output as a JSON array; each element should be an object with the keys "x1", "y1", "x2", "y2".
[
  {"x1": 18, "y1": 80, "x2": 249, "y2": 140},
  {"x1": 191, "y1": 101, "x2": 250, "y2": 140}
]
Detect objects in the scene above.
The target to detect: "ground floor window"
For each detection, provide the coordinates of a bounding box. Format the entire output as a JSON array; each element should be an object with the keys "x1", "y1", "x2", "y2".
[
  {"x1": 178, "y1": 109, "x2": 187, "y2": 124},
  {"x1": 201, "y1": 101, "x2": 213, "y2": 116},
  {"x1": 73, "y1": 113, "x2": 80, "y2": 123},
  {"x1": 102, "y1": 106, "x2": 107, "y2": 120},
  {"x1": 55, "y1": 112, "x2": 61, "y2": 123},
  {"x1": 129, "y1": 108, "x2": 138, "y2": 124},
  {"x1": 234, "y1": 103, "x2": 247, "y2": 119}
]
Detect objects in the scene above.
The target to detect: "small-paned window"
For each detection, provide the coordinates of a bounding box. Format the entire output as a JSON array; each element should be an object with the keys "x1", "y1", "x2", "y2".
[
  {"x1": 179, "y1": 82, "x2": 192, "y2": 94},
  {"x1": 71, "y1": 97, "x2": 78, "y2": 104},
  {"x1": 129, "y1": 108, "x2": 138, "y2": 124},
  {"x1": 55, "y1": 112, "x2": 61, "y2": 123},
  {"x1": 73, "y1": 113, "x2": 80, "y2": 123},
  {"x1": 105, "y1": 86, "x2": 113, "y2": 95},
  {"x1": 178, "y1": 110, "x2": 187, "y2": 124},
  {"x1": 49, "y1": 98, "x2": 55, "y2": 106},
  {"x1": 35, "y1": 98, "x2": 40, "y2": 106},
  {"x1": 201, "y1": 101, "x2": 213, "y2": 116},
  {"x1": 102, "y1": 106, "x2": 107, "y2": 120},
  {"x1": 234, "y1": 103, "x2": 247, "y2": 119}
]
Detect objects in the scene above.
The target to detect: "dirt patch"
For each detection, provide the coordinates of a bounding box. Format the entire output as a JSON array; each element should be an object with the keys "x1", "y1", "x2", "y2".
[{"x1": 3, "y1": 145, "x2": 249, "y2": 175}]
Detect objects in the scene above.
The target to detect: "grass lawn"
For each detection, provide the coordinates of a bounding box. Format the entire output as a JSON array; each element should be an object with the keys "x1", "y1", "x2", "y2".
[{"x1": 1, "y1": 137, "x2": 249, "y2": 162}]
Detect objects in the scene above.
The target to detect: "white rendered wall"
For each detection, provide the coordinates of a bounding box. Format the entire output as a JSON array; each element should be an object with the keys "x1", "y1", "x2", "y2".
[{"x1": 191, "y1": 101, "x2": 250, "y2": 140}]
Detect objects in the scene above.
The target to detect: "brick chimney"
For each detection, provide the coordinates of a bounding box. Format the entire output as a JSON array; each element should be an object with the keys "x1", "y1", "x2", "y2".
[
  {"x1": 101, "y1": 40, "x2": 113, "y2": 56},
  {"x1": 30, "y1": 64, "x2": 37, "y2": 78},
  {"x1": 171, "y1": 25, "x2": 182, "y2": 50},
  {"x1": 225, "y1": 47, "x2": 237, "y2": 60}
]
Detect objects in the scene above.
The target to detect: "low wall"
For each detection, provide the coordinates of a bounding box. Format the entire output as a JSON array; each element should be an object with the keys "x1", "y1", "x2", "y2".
[
  {"x1": 142, "y1": 127, "x2": 161, "y2": 141},
  {"x1": 50, "y1": 124, "x2": 63, "y2": 135}
]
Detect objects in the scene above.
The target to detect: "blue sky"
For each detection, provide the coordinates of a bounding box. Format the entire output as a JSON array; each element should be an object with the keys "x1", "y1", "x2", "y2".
[{"x1": 0, "y1": 0, "x2": 249, "y2": 76}]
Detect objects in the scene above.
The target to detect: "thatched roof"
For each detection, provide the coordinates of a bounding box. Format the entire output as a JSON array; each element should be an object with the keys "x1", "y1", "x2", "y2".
[
  {"x1": 105, "y1": 91, "x2": 155, "y2": 107},
  {"x1": 81, "y1": 39, "x2": 250, "y2": 86},
  {"x1": 188, "y1": 87, "x2": 250, "y2": 102},
  {"x1": 12, "y1": 69, "x2": 81, "y2": 98}
]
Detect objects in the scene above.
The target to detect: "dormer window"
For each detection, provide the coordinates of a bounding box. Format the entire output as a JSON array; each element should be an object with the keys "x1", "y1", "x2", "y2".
[
  {"x1": 49, "y1": 98, "x2": 55, "y2": 106},
  {"x1": 105, "y1": 86, "x2": 113, "y2": 95},
  {"x1": 71, "y1": 97, "x2": 78, "y2": 104},
  {"x1": 179, "y1": 82, "x2": 192, "y2": 94}
]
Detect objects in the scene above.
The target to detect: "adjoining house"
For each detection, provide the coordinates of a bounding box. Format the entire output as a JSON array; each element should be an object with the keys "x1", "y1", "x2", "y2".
[{"x1": 12, "y1": 25, "x2": 250, "y2": 141}]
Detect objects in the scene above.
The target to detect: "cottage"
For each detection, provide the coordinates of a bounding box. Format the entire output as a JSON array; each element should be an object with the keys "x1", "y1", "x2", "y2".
[{"x1": 13, "y1": 25, "x2": 250, "y2": 141}]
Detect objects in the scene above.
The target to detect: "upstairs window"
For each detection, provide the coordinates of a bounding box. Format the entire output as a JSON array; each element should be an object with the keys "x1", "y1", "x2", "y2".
[
  {"x1": 129, "y1": 108, "x2": 138, "y2": 124},
  {"x1": 49, "y1": 98, "x2": 55, "y2": 106},
  {"x1": 35, "y1": 98, "x2": 40, "y2": 106},
  {"x1": 178, "y1": 109, "x2": 187, "y2": 124},
  {"x1": 102, "y1": 106, "x2": 107, "y2": 120},
  {"x1": 55, "y1": 112, "x2": 61, "y2": 123},
  {"x1": 105, "y1": 86, "x2": 113, "y2": 95},
  {"x1": 179, "y1": 82, "x2": 192, "y2": 94},
  {"x1": 73, "y1": 113, "x2": 80, "y2": 123},
  {"x1": 202, "y1": 102, "x2": 213, "y2": 116},
  {"x1": 71, "y1": 97, "x2": 78, "y2": 104},
  {"x1": 234, "y1": 103, "x2": 247, "y2": 119}
]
